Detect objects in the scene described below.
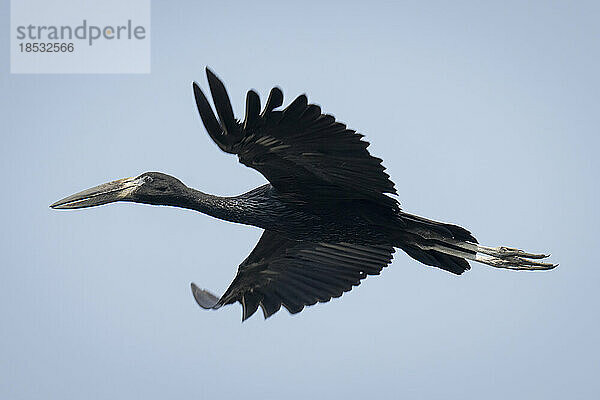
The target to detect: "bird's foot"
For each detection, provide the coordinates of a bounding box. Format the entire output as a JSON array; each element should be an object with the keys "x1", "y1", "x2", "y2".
[{"x1": 473, "y1": 245, "x2": 557, "y2": 270}]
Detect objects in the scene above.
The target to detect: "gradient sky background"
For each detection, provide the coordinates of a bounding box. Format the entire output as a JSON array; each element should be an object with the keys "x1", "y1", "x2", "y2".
[{"x1": 2, "y1": 1, "x2": 599, "y2": 399}]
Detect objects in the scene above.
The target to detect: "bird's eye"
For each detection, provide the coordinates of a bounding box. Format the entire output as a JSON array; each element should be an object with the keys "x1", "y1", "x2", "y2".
[{"x1": 144, "y1": 176, "x2": 153, "y2": 183}]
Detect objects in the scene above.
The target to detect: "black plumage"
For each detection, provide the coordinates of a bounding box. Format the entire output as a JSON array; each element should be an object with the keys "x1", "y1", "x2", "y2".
[
  {"x1": 50, "y1": 68, "x2": 556, "y2": 321},
  {"x1": 192, "y1": 231, "x2": 394, "y2": 320}
]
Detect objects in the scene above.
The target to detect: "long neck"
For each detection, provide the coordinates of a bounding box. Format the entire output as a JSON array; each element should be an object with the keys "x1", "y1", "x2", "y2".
[{"x1": 180, "y1": 187, "x2": 260, "y2": 226}]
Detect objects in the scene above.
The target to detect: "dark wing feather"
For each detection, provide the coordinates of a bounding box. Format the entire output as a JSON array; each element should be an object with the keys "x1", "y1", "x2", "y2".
[
  {"x1": 193, "y1": 68, "x2": 398, "y2": 209},
  {"x1": 191, "y1": 230, "x2": 395, "y2": 321}
]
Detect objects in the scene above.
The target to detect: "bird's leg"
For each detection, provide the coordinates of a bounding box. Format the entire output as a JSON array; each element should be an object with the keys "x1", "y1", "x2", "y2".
[
  {"x1": 466, "y1": 243, "x2": 556, "y2": 270},
  {"x1": 472, "y1": 251, "x2": 557, "y2": 270},
  {"x1": 438, "y1": 240, "x2": 557, "y2": 270},
  {"x1": 474, "y1": 245, "x2": 549, "y2": 259}
]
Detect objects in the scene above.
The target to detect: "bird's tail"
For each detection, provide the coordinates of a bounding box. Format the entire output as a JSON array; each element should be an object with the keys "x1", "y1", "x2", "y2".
[{"x1": 395, "y1": 212, "x2": 556, "y2": 274}]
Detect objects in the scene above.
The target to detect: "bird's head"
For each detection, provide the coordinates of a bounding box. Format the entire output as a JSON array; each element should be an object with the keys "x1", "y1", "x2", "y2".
[{"x1": 50, "y1": 172, "x2": 189, "y2": 209}]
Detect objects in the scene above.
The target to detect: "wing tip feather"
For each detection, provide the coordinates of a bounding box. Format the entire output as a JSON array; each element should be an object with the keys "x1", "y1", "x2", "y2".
[{"x1": 190, "y1": 282, "x2": 221, "y2": 310}]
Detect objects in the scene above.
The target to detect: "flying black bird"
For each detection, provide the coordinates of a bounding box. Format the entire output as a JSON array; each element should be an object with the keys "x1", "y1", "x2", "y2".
[{"x1": 51, "y1": 68, "x2": 556, "y2": 321}]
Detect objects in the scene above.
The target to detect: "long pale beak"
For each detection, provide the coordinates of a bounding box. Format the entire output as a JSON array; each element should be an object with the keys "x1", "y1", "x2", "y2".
[{"x1": 50, "y1": 177, "x2": 142, "y2": 210}]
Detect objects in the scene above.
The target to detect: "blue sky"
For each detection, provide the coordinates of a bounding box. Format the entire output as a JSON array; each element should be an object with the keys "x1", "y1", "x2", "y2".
[{"x1": 1, "y1": 1, "x2": 599, "y2": 399}]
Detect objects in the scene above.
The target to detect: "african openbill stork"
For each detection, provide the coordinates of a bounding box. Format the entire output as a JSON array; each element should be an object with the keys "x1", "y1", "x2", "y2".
[{"x1": 51, "y1": 68, "x2": 556, "y2": 320}]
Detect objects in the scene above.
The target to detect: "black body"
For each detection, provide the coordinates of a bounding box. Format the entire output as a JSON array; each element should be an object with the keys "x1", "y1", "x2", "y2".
[{"x1": 51, "y1": 68, "x2": 554, "y2": 321}]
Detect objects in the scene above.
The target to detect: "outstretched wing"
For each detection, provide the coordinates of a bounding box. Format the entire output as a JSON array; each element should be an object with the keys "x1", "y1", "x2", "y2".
[
  {"x1": 193, "y1": 68, "x2": 399, "y2": 209},
  {"x1": 191, "y1": 230, "x2": 395, "y2": 321}
]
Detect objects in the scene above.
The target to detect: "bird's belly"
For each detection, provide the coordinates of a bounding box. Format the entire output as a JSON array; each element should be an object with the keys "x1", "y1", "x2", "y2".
[
  {"x1": 262, "y1": 211, "x2": 391, "y2": 245},
  {"x1": 241, "y1": 189, "x2": 397, "y2": 245}
]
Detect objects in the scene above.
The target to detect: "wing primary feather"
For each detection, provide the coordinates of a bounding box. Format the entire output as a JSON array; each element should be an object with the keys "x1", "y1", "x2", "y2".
[
  {"x1": 300, "y1": 104, "x2": 321, "y2": 122},
  {"x1": 244, "y1": 90, "x2": 261, "y2": 130},
  {"x1": 192, "y1": 82, "x2": 227, "y2": 149},
  {"x1": 205, "y1": 68, "x2": 240, "y2": 136},
  {"x1": 241, "y1": 293, "x2": 262, "y2": 321},
  {"x1": 262, "y1": 87, "x2": 284, "y2": 116},
  {"x1": 282, "y1": 94, "x2": 308, "y2": 121},
  {"x1": 275, "y1": 284, "x2": 305, "y2": 314},
  {"x1": 259, "y1": 290, "x2": 282, "y2": 319},
  {"x1": 190, "y1": 283, "x2": 221, "y2": 309}
]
